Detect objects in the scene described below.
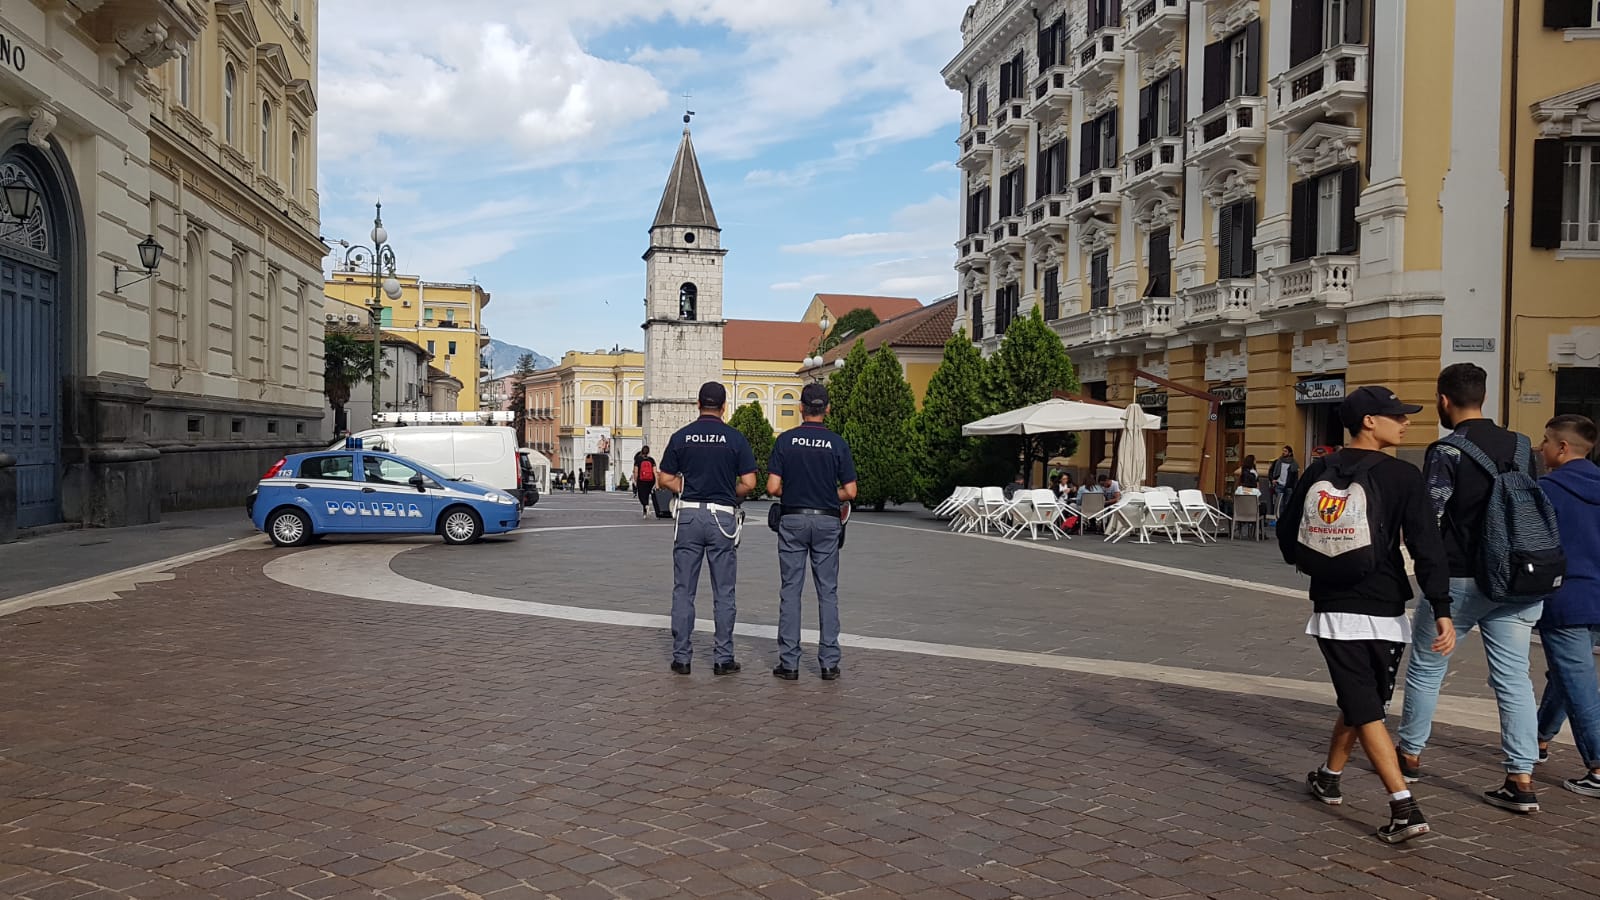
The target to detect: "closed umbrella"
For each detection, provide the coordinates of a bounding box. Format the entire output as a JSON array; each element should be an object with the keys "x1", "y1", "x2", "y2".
[{"x1": 1115, "y1": 402, "x2": 1149, "y2": 489}]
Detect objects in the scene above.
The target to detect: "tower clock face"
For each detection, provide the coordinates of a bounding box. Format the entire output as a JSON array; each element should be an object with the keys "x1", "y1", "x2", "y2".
[{"x1": 683, "y1": 231, "x2": 696, "y2": 244}]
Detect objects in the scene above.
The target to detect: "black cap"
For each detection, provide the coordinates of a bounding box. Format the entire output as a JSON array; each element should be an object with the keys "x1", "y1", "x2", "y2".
[
  {"x1": 801, "y1": 382, "x2": 830, "y2": 412},
  {"x1": 697, "y1": 381, "x2": 726, "y2": 408},
  {"x1": 1339, "y1": 385, "x2": 1423, "y2": 428}
]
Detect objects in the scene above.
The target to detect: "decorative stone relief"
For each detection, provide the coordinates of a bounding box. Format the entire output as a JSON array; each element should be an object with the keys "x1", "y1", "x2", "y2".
[
  {"x1": 1133, "y1": 192, "x2": 1179, "y2": 232},
  {"x1": 1134, "y1": 362, "x2": 1170, "y2": 387},
  {"x1": 972, "y1": 172, "x2": 992, "y2": 192},
  {"x1": 961, "y1": 0, "x2": 1009, "y2": 41},
  {"x1": 1287, "y1": 123, "x2": 1363, "y2": 178},
  {"x1": 116, "y1": 20, "x2": 183, "y2": 69},
  {"x1": 1084, "y1": 84, "x2": 1118, "y2": 119},
  {"x1": 1040, "y1": 121, "x2": 1069, "y2": 146},
  {"x1": 1292, "y1": 340, "x2": 1349, "y2": 375},
  {"x1": 1141, "y1": 38, "x2": 1183, "y2": 83},
  {"x1": 26, "y1": 104, "x2": 58, "y2": 150},
  {"x1": 1204, "y1": 350, "x2": 1249, "y2": 382},
  {"x1": 1079, "y1": 217, "x2": 1114, "y2": 252},
  {"x1": 963, "y1": 270, "x2": 985, "y2": 296},
  {"x1": 1201, "y1": 164, "x2": 1260, "y2": 208},
  {"x1": 1077, "y1": 358, "x2": 1109, "y2": 383},
  {"x1": 1209, "y1": 0, "x2": 1259, "y2": 39},
  {"x1": 1004, "y1": 149, "x2": 1026, "y2": 170},
  {"x1": 1002, "y1": 256, "x2": 1024, "y2": 284},
  {"x1": 1533, "y1": 85, "x2": 1600, "y2": 138},
  {"x1": 1550, "y1": 327, "x2": 1600, "y2": 367}
]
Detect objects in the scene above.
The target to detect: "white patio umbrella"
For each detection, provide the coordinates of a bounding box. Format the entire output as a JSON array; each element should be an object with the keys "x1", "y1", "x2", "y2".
[
  {"x1": 962, "y1": 398, "x2": 1162, "y2": 436},
  {"x1": 1115, "y1": 402, "x2": 1149, "y2": 489}
]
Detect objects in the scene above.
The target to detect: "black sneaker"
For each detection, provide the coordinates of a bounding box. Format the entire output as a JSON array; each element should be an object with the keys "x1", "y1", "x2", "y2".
[
  {"x1": 1397, "y1": 751, "x2": 1421, "y2": 783},
  {"x1": 1562, "y1": 772, "x2": 1600, "y2": 798},
  {"x1": 1538, "y1": 746, "x2": 1550, "y2": 765},
  {"x1": 670, "y1": 661, "x2": 691, "y2": 676},
  {"x1": 712, "y1": 660, "x2": 741, "y2": 676},
  {"x1": 1307, "y1": 770, "x2": 1343, "y2": 805},
  {"x1": 1483, "y1": 779, "x2": 1540, "y2": 813},
  {"x1": 1376, "y1": 799, "x2": 1429, "y2": 844}
]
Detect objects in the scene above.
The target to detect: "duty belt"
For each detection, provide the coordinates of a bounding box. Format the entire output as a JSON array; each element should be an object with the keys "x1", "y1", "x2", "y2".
[
  {"x1": 781, "y1": 506, "x2": 840, "y2": 518},
  {"x1": 678, "y1": 500, "x2": 739, "y2": 514}
]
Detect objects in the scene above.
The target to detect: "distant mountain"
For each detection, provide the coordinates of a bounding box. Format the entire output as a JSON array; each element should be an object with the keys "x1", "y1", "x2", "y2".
[{"x1": 485, "y1": 339, "x2": 556, "y2": 377}]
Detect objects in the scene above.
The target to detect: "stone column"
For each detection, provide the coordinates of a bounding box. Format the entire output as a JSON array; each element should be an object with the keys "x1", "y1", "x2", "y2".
[
  {"x1": 1347, "y1": 313, "x2": 1443, "y2": 466},
  {"x1": 1246, "y1": 332, "x2": 1298, "y2": 471},
  {"x1": 1163, "y1": 345, "x2": 1206, "y2": 487}
]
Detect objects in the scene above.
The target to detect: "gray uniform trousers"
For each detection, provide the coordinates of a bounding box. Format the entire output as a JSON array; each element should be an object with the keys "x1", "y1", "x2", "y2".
[
  {"x1": 776, "y1": 514, "x2": 843, "y2": 670},
  {"x1": 671, "y1": 507, "x2": 739, "y2": 665}
]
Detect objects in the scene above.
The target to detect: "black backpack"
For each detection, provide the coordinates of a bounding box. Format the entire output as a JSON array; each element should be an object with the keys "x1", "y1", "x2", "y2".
[
  {"x1": 1294, "y1": 452, "x2": 1387, "y2": 587},
  {"x1": 1436, "y1": 434, "x2": 1565, "y2": 603}
]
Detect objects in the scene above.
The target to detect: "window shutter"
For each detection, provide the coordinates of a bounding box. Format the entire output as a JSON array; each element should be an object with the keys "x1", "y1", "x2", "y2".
[
  {"x1": 1080, "y1": 120, "x2": 1097, "y2": 175},
  {"x1": 999, "y1": 61, "x2": 1012, "y2": 103},
  {"x1": 1138, "y1": 85, "x2": 1154, "y2": 145},
  {"x1": 977, "y1": 84, "x2": 989, "y2": 122},
  {"x1": 1203, "y1": 40, "x2": 1226, "y2": 110},
  {"x1": 1291, "y1": 179, "x2": 1313, "y2": 262},
  {"x1": 1014, "y1": 53, "x2": 1025, "y2": 97},
  {"x1": 1344, "y1": 0, "x2": 1366, "y2": 44},
  {"x1": 1244, "y1": 19, "x2": 1263, "y2": 96},
  {"x1": 1109, "y1": 0, "x2": 1122, "y2": 28},
  {"x1": 1530, "y1": 138, "x2": 1566, "y2": 249},
  {"x1": 1088, "y1": 0, "x2": 1101, "y2": 32},
  {"x1": 1018, "y1": 165, "x2": 1028, "y2": 207},
  {"x1": 1147, "y1": 228, "x2": 1171, "y2": 296},
  {"x1": 1167, "y1": 70, "x2": 1184, "y2": 138},
  {"x1": 1103, "y1": 111, "x2": 1118, "y2": 167},
  {"x1": 1291, "y1": 0, "x2": 1322, "y2": 66},
  {"x1": 1218, "y1": 204, "x2": 1235, "y2": 279},
  {"x1": 1339, "y1": 165, "x2": 1361, "y2": 254},
  {"x1": 1544, "y1": 0, "x2": 1591, "y2": 29},
  {"x1": 1241, "y1": 198, "x2": 1258, "y2": 276}
]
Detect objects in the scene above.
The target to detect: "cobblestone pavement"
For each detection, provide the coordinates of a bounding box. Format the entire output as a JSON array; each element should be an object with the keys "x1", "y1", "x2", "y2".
[{"x1": 2, "y1": 497, "x2": 1595, "y2": 899}]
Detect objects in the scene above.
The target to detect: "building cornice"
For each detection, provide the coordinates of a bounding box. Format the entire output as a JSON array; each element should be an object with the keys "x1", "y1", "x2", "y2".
[{"x1": 942, "y1": 0, "x2": 1037, "y2": 85}]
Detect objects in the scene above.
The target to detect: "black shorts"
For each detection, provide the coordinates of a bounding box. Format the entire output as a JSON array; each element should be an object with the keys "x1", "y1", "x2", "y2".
[{"x1": 1317, "y1": 638, "x2": 1406, "y2": 727}]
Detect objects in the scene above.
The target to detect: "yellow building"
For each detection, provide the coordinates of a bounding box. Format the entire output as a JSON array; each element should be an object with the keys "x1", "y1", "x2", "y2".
[
  {"x1": 521, "y1": 319, "x2": 823, "y2": 484},
  {"x1": 325, "y1": 274, "x2": 491, "y2": 415},
  {"x1": 803, "y1": 296, "x2": 958, "y2": 406},
  {"x1": 944, "y1": 0, "x2": 1600, "y2": 493}
]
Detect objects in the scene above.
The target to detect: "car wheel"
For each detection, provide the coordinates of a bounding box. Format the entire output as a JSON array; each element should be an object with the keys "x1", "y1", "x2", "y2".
[
  {"x1": 440, "y1": 506, "x2": 483, "y2": 545},
  {"x1": 266, "y1": 508, "x2": 312, "y2": 547}
]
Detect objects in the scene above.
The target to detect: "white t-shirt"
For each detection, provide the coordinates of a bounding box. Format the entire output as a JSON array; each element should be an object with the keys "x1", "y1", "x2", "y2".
[{"x1": 1305, "y1": 612, "x2": 1411, "y2": 643}]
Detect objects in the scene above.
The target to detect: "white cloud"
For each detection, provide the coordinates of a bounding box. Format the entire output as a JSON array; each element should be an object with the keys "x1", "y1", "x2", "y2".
[
  {"x1": 627, "y1": 45, "x2": 704, "y2": 66},
  {"x1": 923, "y1": 160, "x2": 956, "y2": 174},
  {"x1": 770, "y1": 274, "x2": 832, "y2": 291}
]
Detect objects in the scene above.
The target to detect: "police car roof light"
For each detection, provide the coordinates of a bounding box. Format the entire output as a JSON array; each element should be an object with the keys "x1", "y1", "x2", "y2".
[{"x1": 344, "y1": 436, "x2": 364, "y2": 450}]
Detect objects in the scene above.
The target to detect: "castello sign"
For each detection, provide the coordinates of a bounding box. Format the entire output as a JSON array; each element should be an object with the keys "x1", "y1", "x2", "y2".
[{"x1": 0, "y1": 32, "x2": 28, "y2": 73}]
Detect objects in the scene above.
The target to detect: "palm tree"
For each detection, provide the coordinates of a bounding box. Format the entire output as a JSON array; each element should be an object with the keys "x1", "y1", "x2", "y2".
[{"x1": 324, "y1": 331, "x2": 377, "y2": 434}]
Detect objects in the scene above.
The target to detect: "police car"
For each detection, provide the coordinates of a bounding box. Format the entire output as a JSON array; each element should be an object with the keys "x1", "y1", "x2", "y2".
[{"x1": 248, "y1": 444, "x2": 521, "y2": 547}]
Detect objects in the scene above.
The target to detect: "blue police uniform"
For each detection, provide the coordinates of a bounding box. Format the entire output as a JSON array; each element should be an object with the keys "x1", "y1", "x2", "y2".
[
  {"x1": 768, "y1": 418, "x2": 857, "y2": 677},
  {"x1": 659, "y1": 410, "x2": 757, "y2": 670}
]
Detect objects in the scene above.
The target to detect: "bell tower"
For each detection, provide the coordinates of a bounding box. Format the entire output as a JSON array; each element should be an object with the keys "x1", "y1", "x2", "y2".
[{"x1": 642, "y1": 118, "x2": 726, "y2": 454}]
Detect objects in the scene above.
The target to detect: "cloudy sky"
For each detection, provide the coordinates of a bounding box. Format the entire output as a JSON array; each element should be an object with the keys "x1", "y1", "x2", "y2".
[{"x1": 317, "y1": 0, "x2": 972, "y2": 360}]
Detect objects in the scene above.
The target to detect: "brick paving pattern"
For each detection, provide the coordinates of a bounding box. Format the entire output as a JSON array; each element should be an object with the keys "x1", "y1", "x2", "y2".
[{"x1": 2, "y1": 547, "x2": 1597, "y2": 899}]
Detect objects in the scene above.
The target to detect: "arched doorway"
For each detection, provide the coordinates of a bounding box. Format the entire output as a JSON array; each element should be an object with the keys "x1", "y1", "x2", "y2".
[{"x1": 0, "y1": 153, "x2": 66, "y2": 527}]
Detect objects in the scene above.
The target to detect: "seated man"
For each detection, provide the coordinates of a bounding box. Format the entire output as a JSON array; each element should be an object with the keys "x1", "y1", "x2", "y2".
[
  {"x1": 1096, "y1": 473, "x2": 1123, "y2": 504},
  {"x1": 1003, "y1": 472, "x2": 1027, "y2": 500}
]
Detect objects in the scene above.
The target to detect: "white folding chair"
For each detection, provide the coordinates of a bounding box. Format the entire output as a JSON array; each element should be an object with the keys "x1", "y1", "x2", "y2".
[
  {"x1": 974, "y1": 486, "x2": 1011, "y2": 534},
  {"x1": 1105, "y1": 492, "x2": 1148, "y2": 543},
  {"x1": 949, "y1": 487, "x2": 982, "y2": 533},
  {"x1": 933, "y1": 487, "x2": 968, "y2": 519},
  {"x1": 1142, "y1": 491, "x2": 1184, "y2": 543},
  {"x1": 1004, "y1": 489, "x2": 1068, "y2": 541},
  {"x1": 1175, "y1": 489, "x2": 1217, "y2": 543}
]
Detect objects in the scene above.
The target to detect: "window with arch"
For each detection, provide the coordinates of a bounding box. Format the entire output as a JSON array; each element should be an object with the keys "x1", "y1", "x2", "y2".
[
  {"x1": 231, "y1": 253, "x2": 249, "y2": 375},
  {"x1": 781, "y1": 392, "x2": 797, "y2": 417},
  {"x1": 185, "y1": 232, "x2": 208, "y2": 368},
  {"x1": 266, "y1": 270, "x2": 281, "y2": 381},
  {"x1": 295, "y1": 281, "x2": 309, "y2": 385},
  {"x1": 260, "y1": 100, "x2": 273, "y2": 174},
  {"x1": 678, "y1": 282, "x2": 697, "y2": 320},
  {"x1": 289, "y1": 131, "x2": 300, "y2": 197},
  {"x1": 223, "y1": 63, "x2": 237, "y2": 145}
]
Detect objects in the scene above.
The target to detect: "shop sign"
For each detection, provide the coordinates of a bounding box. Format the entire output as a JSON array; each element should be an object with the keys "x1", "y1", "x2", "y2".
[
  {"x1": 1211, "y1": 385, "x2": 1247, "y2": 403},
  {"x1": 1452, "y1": 337, "x2": 1496, "y2": 353},
  {"x1": 1137, "y1": 390, "x2": 1168, "y2": 410},
  {"x1": 1223, "y1": 403, "x2": 1247, "y2": 431},
  {"x1": 0, "y1": 33, "x2": 27, "y2": 73},
  {"x1": 1294, "y1": 378, "x2": 1346, "y2": 404}
]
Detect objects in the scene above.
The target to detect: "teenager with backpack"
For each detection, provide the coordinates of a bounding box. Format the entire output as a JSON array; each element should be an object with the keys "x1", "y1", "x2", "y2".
[
  {"x1": 1532, "y1": 415, "x2": 1600, "y2": 798},
  {"x1": 1279, "y1": 385, "x2": 1454, "y2": 844},
  {"x1": 634, "y1": 446, "x2": 657, "y2": 518},
  {"x1": 1397, "y1": 363, "x2": 1564, "y2": 814}
]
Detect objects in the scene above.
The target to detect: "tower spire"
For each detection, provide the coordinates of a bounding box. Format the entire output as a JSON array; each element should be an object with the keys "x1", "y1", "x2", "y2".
[{"x1": 652, "y1": 121, "x2": 718, "y2": 231}]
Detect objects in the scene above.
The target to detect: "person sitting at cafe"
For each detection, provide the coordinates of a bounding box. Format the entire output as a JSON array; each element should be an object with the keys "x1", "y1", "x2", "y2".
[
  {"x1": 1003, "y1": 472, "x2": 1027, "y2": 500},
  {"x1": 1090, "y1": 473, "x2": 1122, "y2": 504}
]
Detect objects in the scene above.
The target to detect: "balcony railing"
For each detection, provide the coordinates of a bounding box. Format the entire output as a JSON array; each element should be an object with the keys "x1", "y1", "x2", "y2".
[
  {"x1": 1123, "y1": 135, "x2": 1183, "y2": 194},
  {"x1": 1069, "y1": 167, "x2": 1121, "y2": 217},
  {"x1": 1028, "y1": 64, "x2": 1073, "y2": 118},
  {"x1": 1114, "y1": 298, "x2": 1176, "y2": 338},
  {"x1": 1024, "y1": 196, "x2": 1070, "y2": 236},
  {"x1": 989, "y1": 216, "x2": 1024, "y2": 252},
  {"x1": 958, "y1": 127, "x2": 992, "y2": 173},
  {"x1": 1264, "y1": 256, "x2": 1357, "y2": 313},
  {"x1": 1188, "y1": 95, "x2": 1267, "y2": 163},
  {"x1": 1074, "y1": 27, "x2": 1124, "y2": 88},
  {"x1": 1126, "y1": 0, "x2": 1185, "y2": 52},
  {"x1": 956, "y1": 235, "x2": 989, "y2": 268},
  {"x1": 1179, "y1": 279, "x2": 1256, "y2": 328},
  {"x1": 992, "y1": 101, "x2": 1029, "y2": 149},
  {"x1": 1270, "y1": 45, "x2": 1368, "y2": 132}
]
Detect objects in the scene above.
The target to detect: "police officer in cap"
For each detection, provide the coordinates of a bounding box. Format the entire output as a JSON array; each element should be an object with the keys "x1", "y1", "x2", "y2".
[
  {"x1": 767, "y1": 382, "x2": 858, "y2": 681},
  {"x1": 656, "y1": 382, "x2": 758, "y2": 676}
]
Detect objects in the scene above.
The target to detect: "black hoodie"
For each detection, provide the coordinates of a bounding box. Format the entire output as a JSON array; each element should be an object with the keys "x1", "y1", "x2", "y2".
[{"x1": 1278, "y1": 449, "x2": 1453, "y2": 621}]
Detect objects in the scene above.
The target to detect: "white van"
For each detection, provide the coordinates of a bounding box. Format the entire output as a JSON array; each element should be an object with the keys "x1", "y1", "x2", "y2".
[{"x1": 333, "y1": 426, "x2": 521, "y2": 495}]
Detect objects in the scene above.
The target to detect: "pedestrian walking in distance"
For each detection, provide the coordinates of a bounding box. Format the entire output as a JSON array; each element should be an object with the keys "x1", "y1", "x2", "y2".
[
  {"x1": 633, "y1": 445, "x2": 657, "y2": 518},
  {"x1": 1398, "y1": 363, "x2": 1557, "y2": 814},
  {"x1": 655, "y1": 382, "x2": 757, "y2": 677},
  {"x1": 1279, "y1": 385, "x2": 1455, "y2": 844},
  {"x1": 1531, "y1": 414, "x2": 1600, "y2": 798},
  {"x1": 767, "y1": 383, "x2": 858, "y2": 681}
]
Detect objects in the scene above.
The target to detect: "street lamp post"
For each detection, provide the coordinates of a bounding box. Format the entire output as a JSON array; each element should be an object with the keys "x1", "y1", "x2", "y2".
[
  {"x1": 801, "y1": 314, "x2": 830, "y2": 381},
  {"x1": 340, "y1": 203, "x2": 403, "y2": 425}
]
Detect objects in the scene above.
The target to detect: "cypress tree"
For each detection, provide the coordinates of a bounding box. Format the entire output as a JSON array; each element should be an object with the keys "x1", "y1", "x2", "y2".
[
  {"x1": 842, "y1": 347, "x2": 917, "y2": 511},
  {"x1": 824, "y1": 338, "x2": 871, "y2": 435},
  {"x1": 984, "y1": 305, "x2": 1082, "y2": 482},
  {"x1": 728, "y1": 401, "x2": 776, "y2": 500},
  {"x1": 912, "y1": 328, "x2": 993, "y2": 507}
]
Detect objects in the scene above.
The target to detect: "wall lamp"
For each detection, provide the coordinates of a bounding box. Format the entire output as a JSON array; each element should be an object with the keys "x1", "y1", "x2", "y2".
[{"x1": 113, "y1": 235, "x2": 164, "y2": 294}]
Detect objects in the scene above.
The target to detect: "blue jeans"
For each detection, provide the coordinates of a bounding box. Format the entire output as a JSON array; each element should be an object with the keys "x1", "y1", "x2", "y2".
[
  {"x1": 1535, "y1": 624, "x2": 1600, "y2": 768},
  {"x1": 1398, "y1": 578, "x2": 1543, "y2": 774},
  {"x1": 776, "y1": 514, "x2": 843, "y2": 670},
  {"x1": 670, "y1": 508, "x2": 739, "y2": 665}
]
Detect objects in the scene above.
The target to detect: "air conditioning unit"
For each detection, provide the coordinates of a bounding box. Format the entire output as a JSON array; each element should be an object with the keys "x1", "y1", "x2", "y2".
[{"x1": 344, "y1": 314, "x2": 360, "y2": 324}]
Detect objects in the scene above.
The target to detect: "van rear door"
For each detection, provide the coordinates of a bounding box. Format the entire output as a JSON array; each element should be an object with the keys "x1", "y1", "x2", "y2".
[
  {"x1": 390, "y1": 430, "x2": 458, "y2": 479},
  {"x1": 452, "y1": 429, "x2": 516, "y2": 491}
]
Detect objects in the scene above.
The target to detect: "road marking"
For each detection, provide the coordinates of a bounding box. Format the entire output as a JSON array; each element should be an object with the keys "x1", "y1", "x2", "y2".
[
  {"x1": 857, "y1": 520, "x2": 1304, "y2": 599},
  {"x1": 262, "y1": 543, "x2": 1511, "y2": 737},
  {"x1": 0, "y1": 534, "x2": 269, "y2": 618}
]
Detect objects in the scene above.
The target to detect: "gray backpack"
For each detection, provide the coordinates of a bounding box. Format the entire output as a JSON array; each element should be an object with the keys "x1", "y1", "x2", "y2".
[{"x1": 1439, "y1": 433, "x2": 1566, "y2": 603}]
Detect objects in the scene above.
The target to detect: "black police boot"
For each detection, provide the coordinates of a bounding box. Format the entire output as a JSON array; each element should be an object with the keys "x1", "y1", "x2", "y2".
[
  {"x1": 713, "y1": 660, "x2": 741, "y2": 676},
  {"x1": 772, "y1": 665, "x2": 800, "y2": 681},
  {"x1": 670, "y1": 661, "x2": 691, "y2": 675}
]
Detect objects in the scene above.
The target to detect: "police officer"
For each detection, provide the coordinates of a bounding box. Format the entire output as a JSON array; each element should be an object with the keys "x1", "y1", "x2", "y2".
[
  {"x1": 656, "y1": 382, "x2": 758, "y2": 676},
  {"x1": 766, "y1": 383, "x2": 858, "y2": 681}
]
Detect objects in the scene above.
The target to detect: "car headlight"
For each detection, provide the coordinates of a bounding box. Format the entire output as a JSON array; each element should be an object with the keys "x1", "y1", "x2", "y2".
[{"x1": 495, "y1": 494, "x2": 516, "y2": 504}]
